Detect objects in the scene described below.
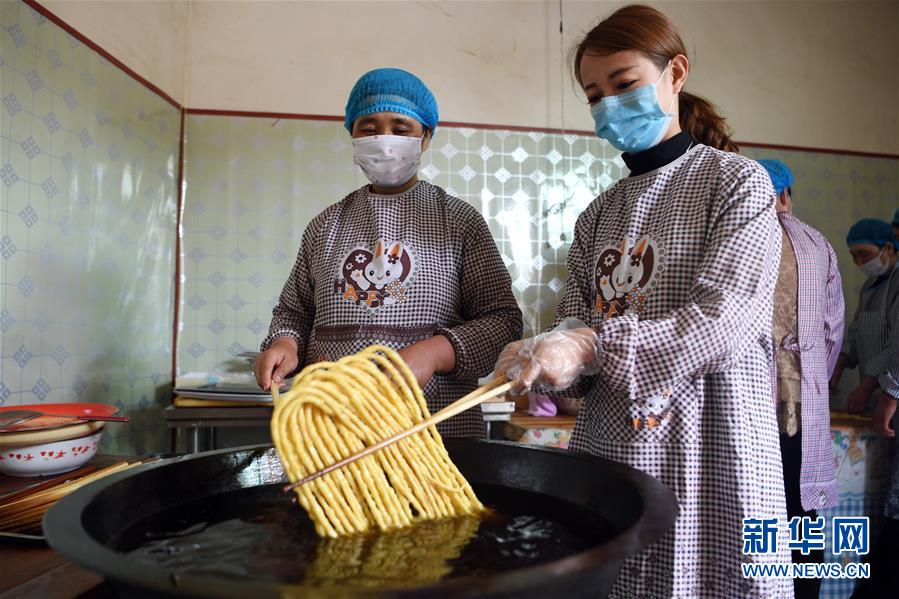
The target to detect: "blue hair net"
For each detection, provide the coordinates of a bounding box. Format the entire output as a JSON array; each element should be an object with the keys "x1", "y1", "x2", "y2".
[
  {"x1": 757, "y1": 159, "x2": 794, "y2": 195},
  {"x1": 344, "y1": 68, "x2": 438, "y2": 136},
  {"x1": 847, "y1": 218, "x2": 899, "y2": 249}
]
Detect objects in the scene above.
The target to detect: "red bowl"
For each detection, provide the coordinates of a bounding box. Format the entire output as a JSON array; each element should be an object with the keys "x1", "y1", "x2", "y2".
[{"x1": 0, "y1": 403, "x2": 121, "y2": 432}]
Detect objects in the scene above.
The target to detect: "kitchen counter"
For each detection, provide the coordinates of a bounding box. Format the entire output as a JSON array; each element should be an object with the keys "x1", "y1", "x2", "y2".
[{"x1": 502, "y1": 412, "x2": 576, "y2": 448}]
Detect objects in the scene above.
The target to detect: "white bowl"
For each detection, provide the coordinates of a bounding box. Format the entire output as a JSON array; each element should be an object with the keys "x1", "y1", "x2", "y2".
[
  {"x1": 0, "y1": 429, "x2": 103, "y2": 477},
  {"x1": 0, "y1": 420, "x2": 105, "y2": 449}
]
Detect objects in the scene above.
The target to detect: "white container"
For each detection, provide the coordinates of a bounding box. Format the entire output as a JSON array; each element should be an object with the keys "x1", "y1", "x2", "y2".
[{"x1": 0, "y1": 429, "x2": 103, "y2": 477}]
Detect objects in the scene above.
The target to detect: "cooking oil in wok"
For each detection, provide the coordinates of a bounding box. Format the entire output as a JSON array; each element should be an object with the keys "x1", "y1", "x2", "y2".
[{"x1": 113, "y1": 483, "x2": 616, "y2": 590}]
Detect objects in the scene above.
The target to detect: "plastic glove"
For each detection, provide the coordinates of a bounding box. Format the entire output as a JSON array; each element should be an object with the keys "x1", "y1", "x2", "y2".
[
  {"x1": 495, "y1": 319, "x2": 601, "y2": 394},
  {"x1": 493, "y1": 340, "x2": 525, "y2": 382}
]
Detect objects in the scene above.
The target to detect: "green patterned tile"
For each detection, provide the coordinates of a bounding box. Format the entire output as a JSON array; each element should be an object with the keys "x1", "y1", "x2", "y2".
[
  {"x1": 181, "y1": 118, "x2": 896, "y2": 360},
  {"x1": 743, "y1": 146, "x2": 897, "y2": 322},
  {"x1": 3, "y1": 1, "x2": 896, "y2": 446},
  {"x1": 1, "y1": 0, "x2": 179, "y2": 455}
]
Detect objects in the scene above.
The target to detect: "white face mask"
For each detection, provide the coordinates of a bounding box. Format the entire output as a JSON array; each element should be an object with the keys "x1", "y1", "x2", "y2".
[
  {"x1": 352, "y1": 135, "x2": 423, "y2": 188},
  {"x1": 859, "y1": 247, "x2": 891, "y2": 277}
]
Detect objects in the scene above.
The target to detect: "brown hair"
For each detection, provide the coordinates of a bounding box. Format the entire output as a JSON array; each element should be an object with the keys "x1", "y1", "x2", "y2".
[{"x1": 573, "y1": 4, "x2": 738, "y2": 153}]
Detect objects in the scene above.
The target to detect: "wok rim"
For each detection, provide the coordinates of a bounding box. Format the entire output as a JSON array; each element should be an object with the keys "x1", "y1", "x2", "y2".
[{"x1": 44, "y1": 440, "x2": 678, "y2": 597}]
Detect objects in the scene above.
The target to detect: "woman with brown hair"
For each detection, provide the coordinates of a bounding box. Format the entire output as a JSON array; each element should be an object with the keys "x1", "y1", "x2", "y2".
[{"x1": 497, "y1": 5, "x2": 791, "y2": 597}]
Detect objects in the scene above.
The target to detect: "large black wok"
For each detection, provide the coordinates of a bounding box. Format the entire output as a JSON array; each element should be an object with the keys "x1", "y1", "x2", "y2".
[{"x1": 44, "y1": 440, "x2": 677, "y2": 598}]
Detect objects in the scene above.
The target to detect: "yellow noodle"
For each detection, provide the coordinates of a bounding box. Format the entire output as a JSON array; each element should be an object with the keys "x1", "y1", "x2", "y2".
[
  {"x1": 304, "y1": 515, "x2": 480, "y2": 589},
  {"x1": 271, "y1": 345, "x2": 484, "y2": 537}
]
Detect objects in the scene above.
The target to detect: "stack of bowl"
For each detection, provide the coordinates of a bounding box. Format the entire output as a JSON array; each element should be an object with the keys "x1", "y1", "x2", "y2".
[{"x1": 0, "y1": 404, "x2": 121, "y2": 477}]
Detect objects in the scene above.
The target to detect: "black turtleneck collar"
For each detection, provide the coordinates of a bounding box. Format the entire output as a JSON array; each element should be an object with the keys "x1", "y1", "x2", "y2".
[{"x1": 622, "y1": 131, "x2": 695, "y2": 176}]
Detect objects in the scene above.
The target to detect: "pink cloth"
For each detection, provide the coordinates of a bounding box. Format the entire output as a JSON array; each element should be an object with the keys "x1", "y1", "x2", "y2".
[{"x1": 527, "y1": 393, "x2": 558, "y2": 417}]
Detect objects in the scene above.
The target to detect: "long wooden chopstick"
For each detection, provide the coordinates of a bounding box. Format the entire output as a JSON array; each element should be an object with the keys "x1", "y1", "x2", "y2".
[
  {"x1": 0, "y1": 461, "x2": 135, "y2": 514},
  {"x1": 282, "y1": 378, "x2": 512, "y2": 492},
  {"x1": 0, "y1": 465, "x2": 97, "y2": 505},
  {"x1": 0, "y1": 461, "x2": 142, "y2": 532}
]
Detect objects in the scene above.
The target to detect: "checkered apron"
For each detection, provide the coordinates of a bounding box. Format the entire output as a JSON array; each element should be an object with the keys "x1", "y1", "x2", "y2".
[
  {"x1": 556, "y1": 145, "x2": 793, "y2": 598},
  {"x1": 778, "y1": 214, "x2": 845, "y2": 513},
  {"x1": 853, "y1": 267, "x2": 899, "y2": 520},
  {"x1": 886, "y1": 415, "x2": 899, "y2": 520},
  {"x1": 263, "y1": 182, "x2": 522, "y2": 439},
  {"x1": 855, "y1": 270, "x2": 896, "y2": 379}
]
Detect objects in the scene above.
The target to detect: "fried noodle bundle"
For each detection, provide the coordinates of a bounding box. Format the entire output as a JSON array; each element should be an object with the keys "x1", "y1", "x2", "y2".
[{"x1": 271, "y1": 345, "x2": 484, "y2": 537}]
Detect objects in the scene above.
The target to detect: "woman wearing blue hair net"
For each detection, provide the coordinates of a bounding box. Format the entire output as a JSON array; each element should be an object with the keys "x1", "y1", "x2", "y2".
[
  {"x1": 253, "y1": 68, "x2": 522, "y2": 439},
  {"x1": 831, "y1": 218, "x2": 899, "y2": 415},
  {"x1": 833, "y1": 221, "x2": 899, "y2": 598}
]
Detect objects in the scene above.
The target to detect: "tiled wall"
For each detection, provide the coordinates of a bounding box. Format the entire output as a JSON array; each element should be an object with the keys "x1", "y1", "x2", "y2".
[
  {"x1": 0, "y1": 1, "x2": 179, "y2": 454},
  {"x1": 742, "y1": 146, "x2": 899, "y2": 323},
  {"x1": 178, "y1": 115, "x2": 624, "y2": 373},
  {"x1": 2, "y1": 1, "x2": 897, "y2": 456},
  {"x1": 179, "y1": 115, "x2": 898, "y2": 382},
  {"x1": 741, "y1": 146, "x2": 898, "y2": 408},
  {"x1": 178, "y1": 116, "x2": 364, "y2": 374}
]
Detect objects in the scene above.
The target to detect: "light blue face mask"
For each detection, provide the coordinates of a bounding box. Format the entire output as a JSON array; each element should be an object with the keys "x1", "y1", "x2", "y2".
[{"x1": 590, "y1": 62, "x2": 676, "y2": 154}]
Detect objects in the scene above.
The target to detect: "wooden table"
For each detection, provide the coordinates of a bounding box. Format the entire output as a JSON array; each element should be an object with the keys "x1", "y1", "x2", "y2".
[
  {"x1": 0, "y1": 455, "x2": 133, "y2": 597},
  {"x1": 0, "y1": 544, "x2": 112, "y2": 597},
  {"x1": 502, "y1": 411, "x2": 577, "y2": 448},
  {"x1": 164, "y1": 402, "x2": 273, "y2": 453}
]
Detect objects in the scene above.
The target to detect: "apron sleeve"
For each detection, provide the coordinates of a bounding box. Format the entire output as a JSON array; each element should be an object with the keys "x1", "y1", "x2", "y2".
[
  {"x1": 823, "y1": 238, "x2": 846, "y2": 377},
  {"x1": 861, "y1": 275, "x2": 899, "y2": 377},
  {"x1": 437, "y1": 210, "x2": 523, "y2": 381},
  {"x1": 877, "y1": 273, "x2": 899, "y2": 397},
  {"x1": 594, "y1": 161, "x2": 781, "y2": 401},
  {"x1": 842, "y1": 315, "x2": 860, "y2": 368},
  {"x1": 261, "y1": 221, "x2": 317, "y2": 363}
]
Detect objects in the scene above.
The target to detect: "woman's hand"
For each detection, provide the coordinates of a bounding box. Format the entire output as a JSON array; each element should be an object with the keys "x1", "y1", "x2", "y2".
[
  {"x1": 494, "y1": 340, "x2": 525, "y2": 381},
  {"x1": 254, "y1": 337, "x2": 299, "y2": 391},
  {"x1": 846, "y1": 376, "x2": 879, "y2": 414},
  {"x1": 496, "y1": 327, "x2": 600, "y2": 394},
  {"x1": 398, "y1": 336, "x2": 455, "y2": 389},
  {"x1": 872, "y1": 393, "x2": 897, "y2": 438}
]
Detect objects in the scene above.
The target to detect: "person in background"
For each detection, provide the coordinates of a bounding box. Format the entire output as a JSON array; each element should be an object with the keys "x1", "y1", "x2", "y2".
[
  {"x1": 892, "y1": 207, "x2": 899, "y2": 241},
  {"x1": 759, "y1": 159, "x2": 844, "y2": 599},
  {"x1": 840, "y1": 219, "x2": 899, "y2": 597},
  {"x1": 831, "y1": 219, "x2": 898, "y2": 415},
  {"x1": 496, "y1": 5, "x2": 790, "y2": 597},
  {"x1": 254, "y1": 68, "x2": 522, "y2": 438}
]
